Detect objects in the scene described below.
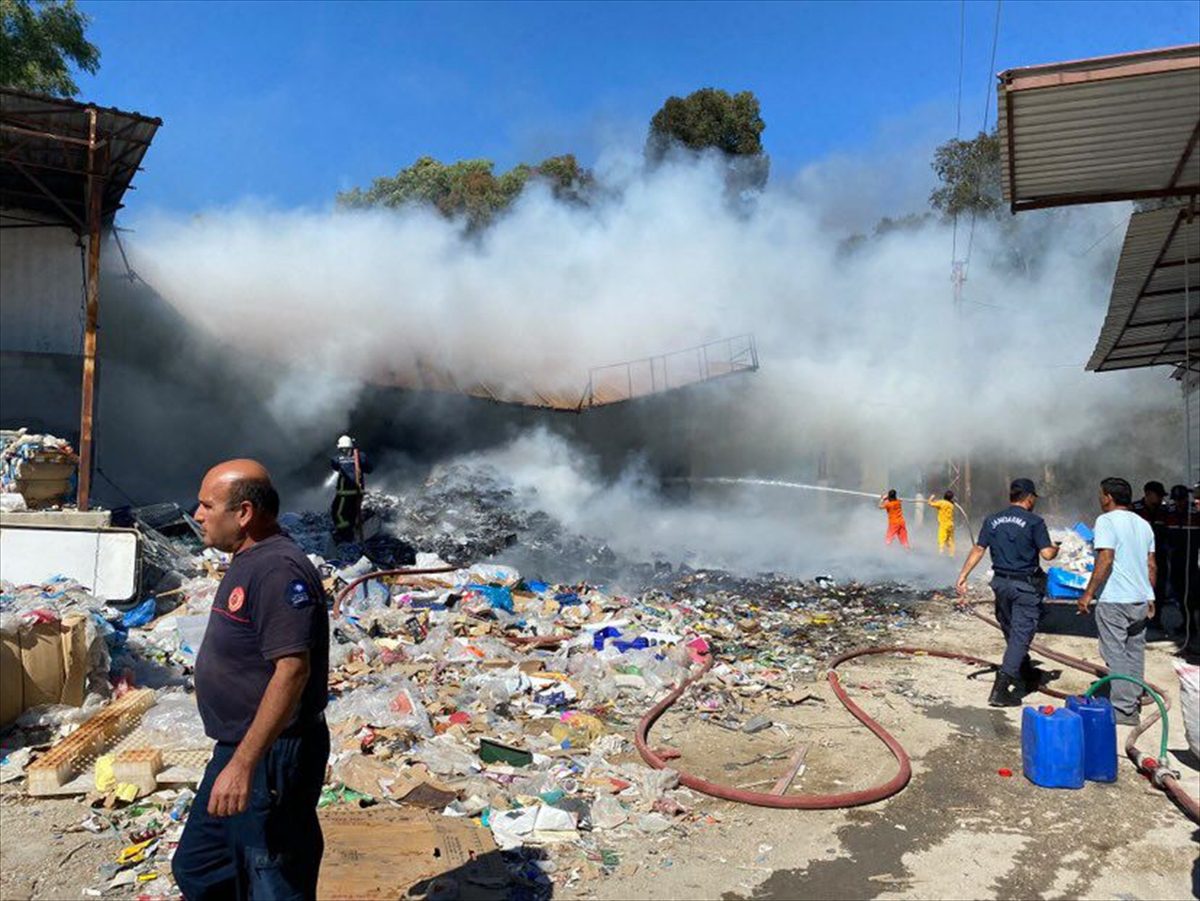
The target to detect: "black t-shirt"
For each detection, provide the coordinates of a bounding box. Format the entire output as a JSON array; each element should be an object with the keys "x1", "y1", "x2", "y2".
[
  {"x1": 194, "y1": 533, "x2": 329, "y2": 743},
  {"x1": 977, "y1": 505, "x2": 1054, "y2": 574}
]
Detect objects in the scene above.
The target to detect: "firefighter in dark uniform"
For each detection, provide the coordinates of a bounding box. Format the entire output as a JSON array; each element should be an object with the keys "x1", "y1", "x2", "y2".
[
  {"x1": 330, "y1": 435, "x2": 372, "y2": 543},
  {"x1": 174, "y1": 459, "x2": 330, "y2": 900},
  {"x1": 956, "y1": 478, "x2": 1060, "y2": 707}
]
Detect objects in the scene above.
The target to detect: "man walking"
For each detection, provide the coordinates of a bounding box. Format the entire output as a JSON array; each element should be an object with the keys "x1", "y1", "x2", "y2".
[
  {"x1": 330, "y1": 435, "x2": 372, "y2": 544},
  {"x1": 174, "y1": 460, "x2": 330, "y2": 900},
  {"x1": 927, "y1": 490, "x2": 957, "y2": 556},
  {"x1": 878, "y1": 489, "x2": 910, "y2": 548},
  {"x1": 956, "y1": 478, "x2": 1059, "y2": 707},
  {"x1": 1077, "y1": 477, "x2": 1156, "y2": 726}
]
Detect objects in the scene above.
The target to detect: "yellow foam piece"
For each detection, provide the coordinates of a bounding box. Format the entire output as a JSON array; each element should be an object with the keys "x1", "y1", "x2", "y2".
[{"x1": 94, "y1": 755, "x2": 116, "y2": 791}]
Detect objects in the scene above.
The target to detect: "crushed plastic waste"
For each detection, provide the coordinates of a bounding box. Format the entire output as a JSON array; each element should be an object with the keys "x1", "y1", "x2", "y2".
[{"x1": 0, "y1": 461, "x2": 936, "y2": 901}]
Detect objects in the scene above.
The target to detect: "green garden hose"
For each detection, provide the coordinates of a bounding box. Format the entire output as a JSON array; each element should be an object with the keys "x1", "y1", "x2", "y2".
[{"x1": 1084, "y1": 674, "x2": 1168, "y2": 761}]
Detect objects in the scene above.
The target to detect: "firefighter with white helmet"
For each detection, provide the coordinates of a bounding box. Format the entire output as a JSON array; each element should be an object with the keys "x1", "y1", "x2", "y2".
[{"x1": 330, "y1": 435, "x2": 372, "y2": 543}]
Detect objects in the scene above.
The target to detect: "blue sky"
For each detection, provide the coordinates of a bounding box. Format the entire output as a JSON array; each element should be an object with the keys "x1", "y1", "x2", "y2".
[{"x1": 77, "y1": 0, "x2": 1199, "y2": 217}]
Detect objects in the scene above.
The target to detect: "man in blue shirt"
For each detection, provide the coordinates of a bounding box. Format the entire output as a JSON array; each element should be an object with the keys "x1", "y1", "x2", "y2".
[
  {"x1": 956, "y1": 478, "x2": 1059, "y2": 707},
  {"x1": 1077, "y1": 477, "x2": 1156, "y2": 725}
]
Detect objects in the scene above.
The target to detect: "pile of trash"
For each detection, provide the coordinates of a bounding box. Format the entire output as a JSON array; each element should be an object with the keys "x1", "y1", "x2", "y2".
[
  {"x1": 0, "y1": 454, "x2": 937, "y2": 899},
  {"x1": 362, "y1": 463, "x2": 621, "y2": 581},
  {"x1": 1046, "y1": 524, "x2": 1095, "y2": 599},
  {"x1": 0, "y1": 428, "x2": 78, "y2": 510}
]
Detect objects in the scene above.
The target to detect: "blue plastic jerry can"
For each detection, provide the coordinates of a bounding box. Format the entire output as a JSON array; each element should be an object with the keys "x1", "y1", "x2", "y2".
[
  {"x1": 1021, "y1": 705, "x2": 1085, "y2": 789},
  {"x1": 1065, "y1": 695, "x2": 1118, "y2": 782}
]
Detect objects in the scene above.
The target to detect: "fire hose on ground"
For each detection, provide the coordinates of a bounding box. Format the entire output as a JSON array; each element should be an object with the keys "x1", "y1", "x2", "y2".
[
  {"x1": 633, "y1": 600, "x2": 1197, "y2": 821},
  {"x1": 332, "y1": 565, "x2": 459, "y2": 618},
  {"x1": 331, "y1": 567, "x2": 1197, "y2": 821}
]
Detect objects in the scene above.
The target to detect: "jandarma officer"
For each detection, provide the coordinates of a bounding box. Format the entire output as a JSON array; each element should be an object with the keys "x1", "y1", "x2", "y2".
[{"x1": 956, "y1": 478, "x2": 1060, "y2": 707}]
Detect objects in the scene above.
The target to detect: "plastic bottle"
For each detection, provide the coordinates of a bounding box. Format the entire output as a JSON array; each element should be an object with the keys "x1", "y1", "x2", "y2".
[{"x1": 169, "y1": 788, "x2": 195, "y2": 821}]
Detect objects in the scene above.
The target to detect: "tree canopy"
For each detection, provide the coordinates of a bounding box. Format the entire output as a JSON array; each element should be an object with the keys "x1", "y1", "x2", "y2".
[
  {"x1": 0, "y1": 0, "x2": 99, "y2": 97},
  {"x1": 337, "y1": 154, "x2": 593, "y2": 230},
  {"x1": 929, "y1": 130, "x2": 1003, "y2": 220},
  {"x1": 646, "y1": 88, "x2": 769, "y2": 190}
]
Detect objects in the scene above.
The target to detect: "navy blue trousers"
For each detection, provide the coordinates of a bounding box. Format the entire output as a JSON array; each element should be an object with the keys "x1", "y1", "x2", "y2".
[
  {"x1": 992, "y1": 576, "x2": 1044, "y2": 678},
  {"x1": 172, "y1": 723, "x2": 329, "y2": 901}
]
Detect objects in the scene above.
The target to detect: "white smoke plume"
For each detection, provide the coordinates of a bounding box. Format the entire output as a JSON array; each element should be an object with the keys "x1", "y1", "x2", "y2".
[
  {"x1": 126, "y1": 151, "x2": 1168, "y2": 464},
  {"x1": 107, "y1": 148, "x2": 1180, "y2": 575}
]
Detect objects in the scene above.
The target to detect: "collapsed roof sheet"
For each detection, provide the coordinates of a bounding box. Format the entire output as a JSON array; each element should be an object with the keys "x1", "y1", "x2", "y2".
[
  {"x1": 1087, "y1": 206, "x2": 1200, "y2": 373},
  {"x1": 0, "y1": 87, "x2": 161, "y2": 231},
  {"x1": 383, "y1": 334, "x2": 759, "y2": 411},
  {"x1": 997, "y1": 45, "x2": 1200, "y2": 212}
]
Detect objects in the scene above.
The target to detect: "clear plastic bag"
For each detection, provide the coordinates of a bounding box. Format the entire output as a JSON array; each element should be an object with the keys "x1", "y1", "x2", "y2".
[
  {"x1": 140, "y1": 691, "x2": 208, "y2": 750},
  {"x1": 326, "y1": 677, "x2": 433, "y2": 736},
  {"x1": 412, "y1": 734, "x2": 479, "y2": 776}
]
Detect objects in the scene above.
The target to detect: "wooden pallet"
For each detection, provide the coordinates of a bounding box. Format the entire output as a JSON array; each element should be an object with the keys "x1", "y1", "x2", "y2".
[{"x1": 26, "y1": 689, "x2": 156, "y2": 796}]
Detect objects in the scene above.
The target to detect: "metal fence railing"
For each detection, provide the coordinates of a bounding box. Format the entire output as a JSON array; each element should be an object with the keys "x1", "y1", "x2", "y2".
[{"x1": 584, "y1": 333, "x2": 758, "y2": 408}]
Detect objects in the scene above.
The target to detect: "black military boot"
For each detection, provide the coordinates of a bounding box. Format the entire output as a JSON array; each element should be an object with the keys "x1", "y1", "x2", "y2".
[{"x1": 988, "y1": 672, "x2": 1022, "y2": 708}]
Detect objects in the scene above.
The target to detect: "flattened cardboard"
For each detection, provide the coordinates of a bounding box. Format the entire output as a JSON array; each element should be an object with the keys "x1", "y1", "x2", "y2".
[
  {"x1": 316, "y1": 806, "x2": 505, "y2": 900},
  {"x1": 19, "y1": 621, "x2": 64, "y2": 708},
  {"x1": 59, "y1": 614, "x2": 89, "y2": 707}
]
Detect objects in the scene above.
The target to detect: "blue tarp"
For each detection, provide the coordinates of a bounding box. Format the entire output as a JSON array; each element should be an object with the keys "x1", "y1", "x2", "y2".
[
  {"x1": 1047, "y1": 567, "x2": 1089, "y2": 599},
  {"x1": 466, "y1": 584, "x2": 514, "y2": 613}
]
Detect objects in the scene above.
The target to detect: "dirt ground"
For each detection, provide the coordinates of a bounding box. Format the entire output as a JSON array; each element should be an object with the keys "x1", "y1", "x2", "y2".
[
  {"x1": 1, "y1": 599, "x2": 1197, "y2": 901},
  {"x1": 563, "y1": 603, "x2": 1200, "y2": 901}
]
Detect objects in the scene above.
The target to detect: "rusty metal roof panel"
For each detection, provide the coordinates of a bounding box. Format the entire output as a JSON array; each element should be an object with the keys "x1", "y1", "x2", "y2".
[
  {"x1": 998, "y1": 45, "x2": 1200, "y2": 212},
  {"x1": 0, "y1": 87, "x2": 161, "y2": 229},
  {"x1": 1087, "y1": 206, "x2": 1200, "y2": 373}
]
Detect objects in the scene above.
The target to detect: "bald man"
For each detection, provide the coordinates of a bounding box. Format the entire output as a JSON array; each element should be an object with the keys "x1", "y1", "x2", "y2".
[{"x1": 172, "y1": 461, "x2": 330, "y2": 901}]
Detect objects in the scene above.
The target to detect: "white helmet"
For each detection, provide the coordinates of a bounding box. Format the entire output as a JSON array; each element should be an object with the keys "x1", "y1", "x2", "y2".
[{"x1": 336, "y1": 435, "x2": 354, "y2": 450}]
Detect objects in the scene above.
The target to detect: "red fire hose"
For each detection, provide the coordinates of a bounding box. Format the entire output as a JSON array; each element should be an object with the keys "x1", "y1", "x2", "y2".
[
  {"x1": 635, "y1": 644, "x2": 1068, "y2": 810},
  {"x1": 331, "y1": 566, "x2": 458, "y2": 617},
  {"x1": 632, "y1": 600, "x2": 1198, "y2": 820}
]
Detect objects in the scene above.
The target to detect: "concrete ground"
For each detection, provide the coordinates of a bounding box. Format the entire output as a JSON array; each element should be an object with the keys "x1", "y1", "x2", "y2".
[
  {"x1": 564, "y1": 601, "x2": 1199, "y2": 901},
  {"x1": 1, "y1": 598, "x2": 1197, "y2": 900}
]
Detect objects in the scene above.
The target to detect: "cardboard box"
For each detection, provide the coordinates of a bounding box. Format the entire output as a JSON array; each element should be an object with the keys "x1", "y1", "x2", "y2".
[
  {"x1": 0, "y1": 613, "x2": 91, "y2": 727},
  {"x1": 0, "y1": 629, "x2": 22, "y2": 726}
]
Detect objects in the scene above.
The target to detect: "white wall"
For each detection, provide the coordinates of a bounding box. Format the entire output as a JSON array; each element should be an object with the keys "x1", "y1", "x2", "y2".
[{"x1": 0, "y1": 212, "x2": 85, "y2": 355}]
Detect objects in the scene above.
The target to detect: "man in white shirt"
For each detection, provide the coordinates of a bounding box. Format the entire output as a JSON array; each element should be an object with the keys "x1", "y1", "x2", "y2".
[{"x1": 1077, "y1": 477, "x2": 1156, "y2": 726}]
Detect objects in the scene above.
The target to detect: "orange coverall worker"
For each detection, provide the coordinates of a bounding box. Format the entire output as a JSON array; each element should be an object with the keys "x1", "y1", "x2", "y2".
[{"x1": 883, "y1": 499, "x2": 910, "y2": 548}]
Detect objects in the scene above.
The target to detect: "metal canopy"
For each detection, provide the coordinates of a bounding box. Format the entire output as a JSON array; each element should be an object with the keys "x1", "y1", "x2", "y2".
[
  {"x1": 1087, "y1": 206, "x2": 1199, "y2": 373},
  {"x1": 998, "y1": 45, "x2": 1200, "y2": 213},
  {"x1": 0, "y1": 86, "x2": 161, "y2": 232}
]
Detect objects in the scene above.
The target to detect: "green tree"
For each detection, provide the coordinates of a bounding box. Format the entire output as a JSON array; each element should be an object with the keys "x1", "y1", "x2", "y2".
[
  {"x1": 338, "y1": 154, "x2": 593, "y2": 230},
  {"x1": 646, "y1": 88, "x2": 769, "y2": 190},
  {"x1": 0, "y1": 0, "x2": 99, "y2": 97},
  {"x1": 929, "y1": 130, "x2": 1002, "y2": 220}
]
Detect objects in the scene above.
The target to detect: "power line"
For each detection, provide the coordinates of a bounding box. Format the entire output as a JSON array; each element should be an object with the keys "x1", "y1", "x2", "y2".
[
  {"x1": 964, "y1": 0, "x2": 1003, "y2": 276},
  {"x1": 950, "y1": 0, "x2": 967, "y2": 268}
]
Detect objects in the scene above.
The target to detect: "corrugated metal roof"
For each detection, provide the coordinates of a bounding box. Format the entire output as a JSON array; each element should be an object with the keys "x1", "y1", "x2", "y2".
[
  {"x1": 1087, "y1": 206, "x2": 1200, "y2": 373},
  {"x1": 998, "y1": 45, "x2": 1200, "y2": 212},
  {"x1": 0, "y1": 87, "x2": 161, "y2": 230}
]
